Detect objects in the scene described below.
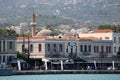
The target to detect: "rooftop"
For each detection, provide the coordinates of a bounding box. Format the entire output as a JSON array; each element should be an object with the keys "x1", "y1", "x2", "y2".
[{"x1": 93, "y1": 29, "x2": 113, "y2": 33}]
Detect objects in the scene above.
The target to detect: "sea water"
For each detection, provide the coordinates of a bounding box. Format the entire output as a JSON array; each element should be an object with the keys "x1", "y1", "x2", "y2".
[{"x1": 0, "y1": 74, "x2": 120, "y2": 80}]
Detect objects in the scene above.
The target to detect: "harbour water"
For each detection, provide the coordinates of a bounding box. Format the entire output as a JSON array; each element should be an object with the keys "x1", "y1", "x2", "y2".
[{"x1": 0, "y1": 74, "x2": 120, "y2": 80}]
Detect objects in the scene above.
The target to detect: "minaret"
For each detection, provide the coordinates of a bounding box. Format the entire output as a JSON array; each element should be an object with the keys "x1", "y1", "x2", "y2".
[{"x1": 31, "y1": 9, "x2": 36, "y2": 36}]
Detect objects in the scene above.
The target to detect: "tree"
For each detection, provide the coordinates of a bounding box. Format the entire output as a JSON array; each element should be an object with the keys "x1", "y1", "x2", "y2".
[{"x1": 98, "y1": 24, "x2": 120, "y2": 32}]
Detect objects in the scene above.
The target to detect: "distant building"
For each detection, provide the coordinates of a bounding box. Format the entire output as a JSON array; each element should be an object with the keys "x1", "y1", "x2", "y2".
[
  {"x1": 0, "y1": 35, "x2": 17, "y2": 65},
  {"x1": 79, "y1": 29, "x2": 120, "y2": 56},
  {"x1": 9, "y1": 22, "x2": 28, "y2": 35}
]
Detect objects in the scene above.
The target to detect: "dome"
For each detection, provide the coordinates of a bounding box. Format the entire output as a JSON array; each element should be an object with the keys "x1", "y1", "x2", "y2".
[{"x1": 36, "y1": 29, "x2": 53, "y2": 36}]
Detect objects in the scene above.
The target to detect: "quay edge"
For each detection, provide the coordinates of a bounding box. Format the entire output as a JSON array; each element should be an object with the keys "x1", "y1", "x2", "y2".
[{"x1": 13, "y1": 70, "x2": 120, "y2": 75}]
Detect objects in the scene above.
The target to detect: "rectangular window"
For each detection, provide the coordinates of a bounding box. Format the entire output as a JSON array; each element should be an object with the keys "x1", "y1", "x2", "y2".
[
  {"x1": 48, "y1": 44, "x2": 50, "y2": 52},
  {"x1": 9, "y1": 42, "x2": 13, "y2": 49},
  {"x1": 105, "y1": 37, "x2": 109, "y2": 39},
  {"x1": 114, "y1": 37, "x2": 116, "y2": 43},
  {"x1": 101, "y1": 46, "x2": 104, "y2": 52},
  {"x1": 59, "y1": 44, "x2": 63, "y2": 52},
  {"x1": 0, "y1": 41, "x2": 1, "y2": 52},
  {"x1": 106, "y1": 46, "x2": 108, "y2": 53},
  {"x1": 3, "y1": 56, "x2": 5, "y2": 63},
  {"x1": 96, "y1": 46, "x2": 99, "y2": 53},
  {"x1": 108, "y1": 46, "x2": 111, "y2": 53},
  {"x1": 88, "y1": 45, "x2": 91, "y2": 52},
  {"x1": 94, "y1": 46, "x2": 97, "y2": 53},
  {"x1": 114, "y1": 47, "x2": 116, "y2": 53},
  {"x1": 22, "y1": 45, "x2": 25, "y2": 52},
  {"x1": 84, "y1": 45, "x2": 87, "y2": 52},
  {"x1": 119, "y1": 37, "x2": 120, "y2": 43},
  {"x1": 3, "y1": 41, "x2": 5, "y2": 51},
  {"x1": 54, "y1": 44, "x2": 57, "y2": 52},
  {"x1": 119, "y1": 47, "x2": 120, "y2": 51},
  {"x1": 80, "y1": 45, "x2": 83, "y2": 52}
]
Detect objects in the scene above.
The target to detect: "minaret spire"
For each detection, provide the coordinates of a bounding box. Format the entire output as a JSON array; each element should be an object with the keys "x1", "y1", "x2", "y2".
[{"x1": 31, "y1": 8, "x2": 36, "y2": 36}]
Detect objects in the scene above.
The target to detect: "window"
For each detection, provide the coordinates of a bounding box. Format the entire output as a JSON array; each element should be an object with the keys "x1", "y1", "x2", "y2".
[
  {"x1": 114, "y1": 37, "x2": 116, "y2": 43},
  {"x1": 114, "y1": 47, "x2": 116, "y2": 53},
  {"x1": 30, "y1": 44, "x2": 33, "y2": 52},
  {"x1": 94, "y1": 46, "x2": 99, "y2": 53},
  {"x1": 3, "y1": 56, "x2": 5, "y2": 63},
  {"x1": 119, "y1": 37, "x2": 120, "y2": 43},
  {"x1": 84, "y1": 45, "x2": 87, "y2": 52},
  {"x1": 80, "y1": 45, "x2": 83, "y2": 52},
  {"x1": 106, "y1": 46, "x2": 108, "y2": 53},
  {"x1": 105, "y1": 37, "x2": 109, "y2": 39},
  {"x1": 0, "y1": 56, "x2": 1, "y2": 64},
  {"x1": 3, "y1": 41, "x2": 5, "y2": 51},
  {"x1": 22, "y1": 44, "x2": 25, "y2": 52},
  {"x1": 59, "y1": 44, "x2": 62, "y2": 52},
  {"x1": 108, "y1": 46, "x2": 111, "y2": 53},
  {"x1": 94, "y1": 46, "x2": 97, "y2": 53},
  {"x1": 54, "y1": 44, "x2": 57, "y2": 52},
  {"x1": 47, "y1": 44, "x2": 50, "y2": 52},
  {"x1": 88, "y1": 45, "x2": 91, "y2": 52},
  {"x1": 0, "y1": 41, "x2": 1, "y2": 52},
  {"x1": 9, "y1": 42, "x2": 13, "y2": 49},
  {"x1": 101, "y1": 46, "x2": 104, "y2": 52},
  {"x1": 39, "y1": 44, "x2": 42, "y2": 52},
  {"x1": 97, "y1": 46, "x2": 99, "y2": 53}
]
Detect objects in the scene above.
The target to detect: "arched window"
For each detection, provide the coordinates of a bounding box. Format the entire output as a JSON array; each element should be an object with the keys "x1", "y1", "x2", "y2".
[
  {"x1": 22, "y1": 44, "x2": 25, "y2": 52},
  {"x1": 39, "y1": 44, "x2": 42, "y2": 52},
  {"x1": 30, "y1": 44, "x2": 33, "y2": 52}
]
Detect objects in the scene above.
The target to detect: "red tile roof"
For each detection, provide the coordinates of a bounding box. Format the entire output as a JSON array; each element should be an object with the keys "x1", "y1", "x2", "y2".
[{"x1": 93, "y1": 29, "x2": 112, "y2": 33}]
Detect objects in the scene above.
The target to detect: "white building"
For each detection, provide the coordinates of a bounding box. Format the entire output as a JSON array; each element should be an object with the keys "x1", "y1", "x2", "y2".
[
  {"x1": 79, "y1": 29, "x2": 120, "y2": 55},
  {"x1": 9, "y1": 22, "x2": 28, "y2": 35},
  {"x1": 17, "y1": 35, "x2": 113, "y2": 60},
  {"x1": 0, "y1": 36, "x2": 17, "y2": 65}
]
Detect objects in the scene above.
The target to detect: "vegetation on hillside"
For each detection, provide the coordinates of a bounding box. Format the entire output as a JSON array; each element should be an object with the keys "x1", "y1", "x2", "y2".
[
  {"x1": 98, "y1": 24, "x2": 120, "y2": 32},
  {"x1": 0, "y1": 28, "x2": 17, "y2": 36}
]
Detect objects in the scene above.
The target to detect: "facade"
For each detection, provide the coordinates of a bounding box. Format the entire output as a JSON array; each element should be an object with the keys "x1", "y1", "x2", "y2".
[
  {"x1": 0, "y1": 36, "x2": 17, "y2": 65},
  {"x1": 78, "y1": 40, "x2": 113, "y2": 58},
  {"x1": 16, "y1": 36, "x2": 113, "y2": 60},
  {"x1": 79, "y1": 29, "x2": 120, "y2": 56}
]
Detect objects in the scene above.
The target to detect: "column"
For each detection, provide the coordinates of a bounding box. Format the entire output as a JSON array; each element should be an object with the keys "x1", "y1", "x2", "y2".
[
  {"x1": 60, "y1": 60, "x2": 63, "y2": 70},
  {"x1": 17, "y1": 59, "x2": 21, "y2": 71},
  {"x1": 112, "y1": 61, "x2": 115, "y2": 70},
  {"x1": 45, "y1": 61, "x2": 48, "y2": 70},
  {"x1": 5, "y1": 40, "x2": 7, "y2": 51},
  {"x1": 94, "y1": 60, "x2": 97, "y2": 70}
]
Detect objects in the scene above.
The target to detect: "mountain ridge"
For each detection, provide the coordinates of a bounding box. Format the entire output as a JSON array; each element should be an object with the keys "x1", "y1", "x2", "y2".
[{"x1": 0, "y1": 0, "x2": 120, "y2": 25}]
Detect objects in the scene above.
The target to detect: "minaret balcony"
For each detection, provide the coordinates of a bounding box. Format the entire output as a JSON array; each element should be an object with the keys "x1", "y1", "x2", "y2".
[{"x1": 31, "y1": 23, "x2": 36, "y2": 26}]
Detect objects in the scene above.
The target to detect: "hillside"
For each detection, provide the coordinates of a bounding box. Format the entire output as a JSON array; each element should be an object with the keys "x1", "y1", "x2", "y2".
[{"x1": 0, "y1": 0, "x2": 120, "y2": 25}]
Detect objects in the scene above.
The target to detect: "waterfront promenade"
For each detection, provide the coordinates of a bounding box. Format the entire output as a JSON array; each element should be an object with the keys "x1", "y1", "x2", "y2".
[{"x1": 13, "y1": 70, "x2": 120, "y2": 75}]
